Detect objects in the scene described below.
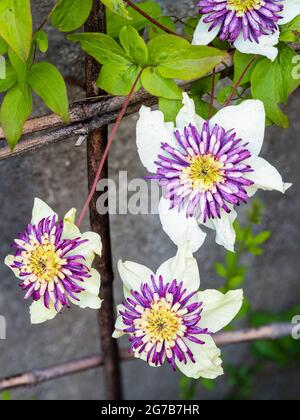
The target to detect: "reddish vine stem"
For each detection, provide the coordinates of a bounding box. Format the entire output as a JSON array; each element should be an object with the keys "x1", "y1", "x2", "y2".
[
  {"x1": 124, "y1": 0, "x2": 184, "y2": 38},
  {"x1": 224, "y1": 55, "x2": 258, "y2": 107},
  {"x1": 77, "y1": 70, "x2": 143, "y2": 228},
  {"x1": 208, "y1": 68, "x2": 216, "y2": 119}
]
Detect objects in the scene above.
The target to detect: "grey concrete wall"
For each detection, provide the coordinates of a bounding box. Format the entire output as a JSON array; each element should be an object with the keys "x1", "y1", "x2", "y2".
[{"x1": 0, "y1": 0, "x2": 299, "y2": 400}]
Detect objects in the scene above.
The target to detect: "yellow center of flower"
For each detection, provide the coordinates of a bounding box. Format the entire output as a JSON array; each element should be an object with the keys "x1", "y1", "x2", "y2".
[
  {"x1": 181, "y1": 154, "x2": 225, "y2": 191},
  {"x1": 227, "y1": 0, "x2": 263, "y2": 16},
  {"x1": 26, "y1": 242, "x2": 63, "y2": 283},
  {"x1": 139, "y1": 300, "x2": 183, "y2": 343}
]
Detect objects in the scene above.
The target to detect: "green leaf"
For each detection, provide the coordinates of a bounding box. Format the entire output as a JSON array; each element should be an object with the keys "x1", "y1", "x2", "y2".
[
  {"x1": 148, "y1": 16, "x2": 176, "y2": 39},
  {"x1": 68, "y1": 32, "x2": 128, "y2": 64},
  {"x1": 251, "y1": 58, "x2": 287, "y2": 127},
  {"x1": 201, "y1": 378, "x2": 216, "y2": 391},
  {"x1": 97, "y1": 62, "x2": 142, "y2": 95},
  {"x1": 214, "y1": 262, "x2": 227, "y2": 278},
  {"x1": 233, "y1": 51, "x2": 259, "y2": 85},
  {"x1": 107, "y1": 1, "x2": 161, "y2": 38},
  {"x1": 0, "y1": 37, "x2": 8, "y2": 55},
  {"x1": 101, "y1": 0, "x2": 130, "y2": 19},
  {"x1": 119, "y1": 25, "x2": 148, "y2": 65},
  {"x1": 280, "y1": 15, "x2": 300, "y2": 42},
  {"x1": 248, "y1": 246, "x2": 264, "y2": 256},
  {"x1": 148, "y1": 35, "x2": 190, "y2": 65},
  {"x1": 0, "y1": 0, "x2": 32, "y2": 61},
  {"x1": 157, "y1": 44, "x2": 228, "y2": 81},
  {"x1": 1, "y1": 391, "x2": 10, "y2": 400},
  {"x1": 235, "y1": 298, "x2": 251, "y2": 320},
  {"x1": 225, "y1": 251, "x2": 238, "y2": 271},
  {"x1": 183, "y1": 17, "x2": 200, "y2": 37},
  {"x1": 28, "y1": 62, "x2": 69, "y2": 122},
  {"x1": 190, "y1": 73, "x2": 220, "y2": 97},
  {"x1": 0, "y1": 61, "x2": 16, "y2": 92},
  {"x1": 193, "y1": 97, "x2": 216, "y2": 119},
  {"x1": 51, "y1": 0, "x2": 93, "y2": 32},
  {"x1": 0, "y1": 84, "x2": 32, "y2": 149},
  {"x1": 141, "y1": 66, "x2": 182, "y2": 99},
  {"x1": 158, "y1": 97, "x2": 182, "y2": 123},
  {"x1": 228, "y1": 275, "x2": 245, "y2": 289},
  {"x1": 251, "y1": 44, "x2": 300, "y2": 128},
  {"x1": 8, "y1": 48, "x2": 28, "y2": 91},
  {"x1": 252, "y1": 230, "x2": 271, "y2": 246},
  {"x1": 251, "y1": 340, "x2": 288, "y2": 365},
  {"x1": 34, "y1": 30, "x2": 49, "y2": 53},
  {"x1": 179, "y1": 377, "x2": 197, "y2": 400},
  {"x1": 217, "y1": 86, "x2": 232, "y2": 105}
]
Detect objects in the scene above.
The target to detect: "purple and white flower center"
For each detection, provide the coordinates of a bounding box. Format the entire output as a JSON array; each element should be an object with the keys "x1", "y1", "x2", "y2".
[
  {"x1": 10, "y1": 215, "x2": 91, "y2": 311},
  {"x1": 198, "y1": 0, "x2": 284, "y2": 43},
  {"x1": 154, "y1": 122, "x2": 254, "y2": 222},
  {"x1": 120, "y1": 276, "x2": 208, "y2": 369}
]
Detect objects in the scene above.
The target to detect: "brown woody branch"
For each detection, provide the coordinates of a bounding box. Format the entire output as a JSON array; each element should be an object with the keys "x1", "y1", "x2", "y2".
[{"x1": 0, "y1": 323, "x2": 293, "y2": 392}]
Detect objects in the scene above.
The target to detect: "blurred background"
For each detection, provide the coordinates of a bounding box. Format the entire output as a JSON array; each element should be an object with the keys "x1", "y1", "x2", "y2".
[{"x1": 0, "y1": 0, "x2": 299, "y2": 400}]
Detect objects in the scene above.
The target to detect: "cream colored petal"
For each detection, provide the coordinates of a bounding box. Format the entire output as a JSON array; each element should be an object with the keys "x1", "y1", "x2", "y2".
[
  {"x1": 67, "y1": 231, "x2": 102, "y2": 258},
  {"x1": 4, "y1": 255, "x2": 20, "y2": 278},
  {"x1": 81, "y1": 268, "x2": 101, "y2": 296},
  {"x1": 210, "y1": 100, "x2": 265, "y2": 156},
  {"x1": 72, "y1": 292, "x2": 102, "y2": 309},
  {"x1": 192, "y1": 16, "x2": 220, "y2": 46},
  {"x1": 234, "y1": 29, "x2": 280, "y2": 61},
  {"x1": 118, "y1": 259, "x2": 155, "y2": 292},
  {"x1": 176, "y1": 335, "x2": 224, "y2": 379},
  {"x1": 30, "y1": 300, "x2": 58, "y2": 324},
  {"x1": 156, "y1": 243, "x2": 200, "y2": 292},
  {"x1": 31, "y1": 198, "x2": 57, "y2": 225},
  {"x1": 64, "y1": 208, "x2": 77, "y2": 224},
  {"x1": 136, "y1": 106, "x2": 176, "y2": 173},
  {"x1": 246, "y1": 156, "x2": 292, "y2": 193},
  {"x1": 159, "y1": 197, "x2": 207, "y2": 253},
  {"x1": 113, "y1": 313, "x2": 126, "y2": 339},
  {"x1": 62, "y1": 208, "x2": 80, "y2": 240},
  {"x1": 280, "y1": 1, "x2": 300, "y2": 25},
  {"x1": 176, "y1": 93, "x2": 205, "y2": 132},
  {"x1": 204, "y1": 208, "x2": 237, "y2": 252},
  {"x1": 133, "y1": 350, "x2": 159, "y2": 367},
  {"x1": 198, "y1": 289, "x2": 243, "y2": 333}
]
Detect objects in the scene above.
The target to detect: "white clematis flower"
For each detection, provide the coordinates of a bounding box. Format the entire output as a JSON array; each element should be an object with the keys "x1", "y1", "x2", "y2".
[
  {"x1": 113, "y1": 244, "x2": 243, "y2": 379},
  {"x1": 136, "y1": 94, "x2": 291, "y2": 252},
  {"x1": 5, "y1": 198, "x2": 102, "y2": 324},
  {"x1": 193, "y1": 1, "x2": 300, "y2": 61}
]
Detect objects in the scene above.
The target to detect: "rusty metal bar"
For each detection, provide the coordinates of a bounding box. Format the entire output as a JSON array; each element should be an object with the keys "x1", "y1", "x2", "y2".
[
  {"x1": 0, "y1": 323, "x2": 293, "y2": 392},
  {"x1": 85, "y1": 1, "x2": 123, "y2": 401},
  {"x1": 0, "y1": 62, "x2": 235, "y2": 161}
]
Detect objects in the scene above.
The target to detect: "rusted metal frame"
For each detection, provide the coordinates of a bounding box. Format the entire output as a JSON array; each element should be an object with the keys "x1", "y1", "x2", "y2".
[{"x1": 85, "y1": 1, "x2": 122, "y2": 400}]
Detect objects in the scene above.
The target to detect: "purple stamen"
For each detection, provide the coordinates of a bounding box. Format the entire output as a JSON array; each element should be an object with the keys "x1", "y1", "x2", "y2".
[
  {"x1": 118, "y1": 275, "x2": 208, "y2": 371},
  {"x1": 9, "y1": 215, "x2": 94, "y2": 313},
  {"x1": 197, "y1": 0, "x2": 284, "y2": 43},
  {"x1": 153, "y1": 122, "x2": 254, "y2": 221}
]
